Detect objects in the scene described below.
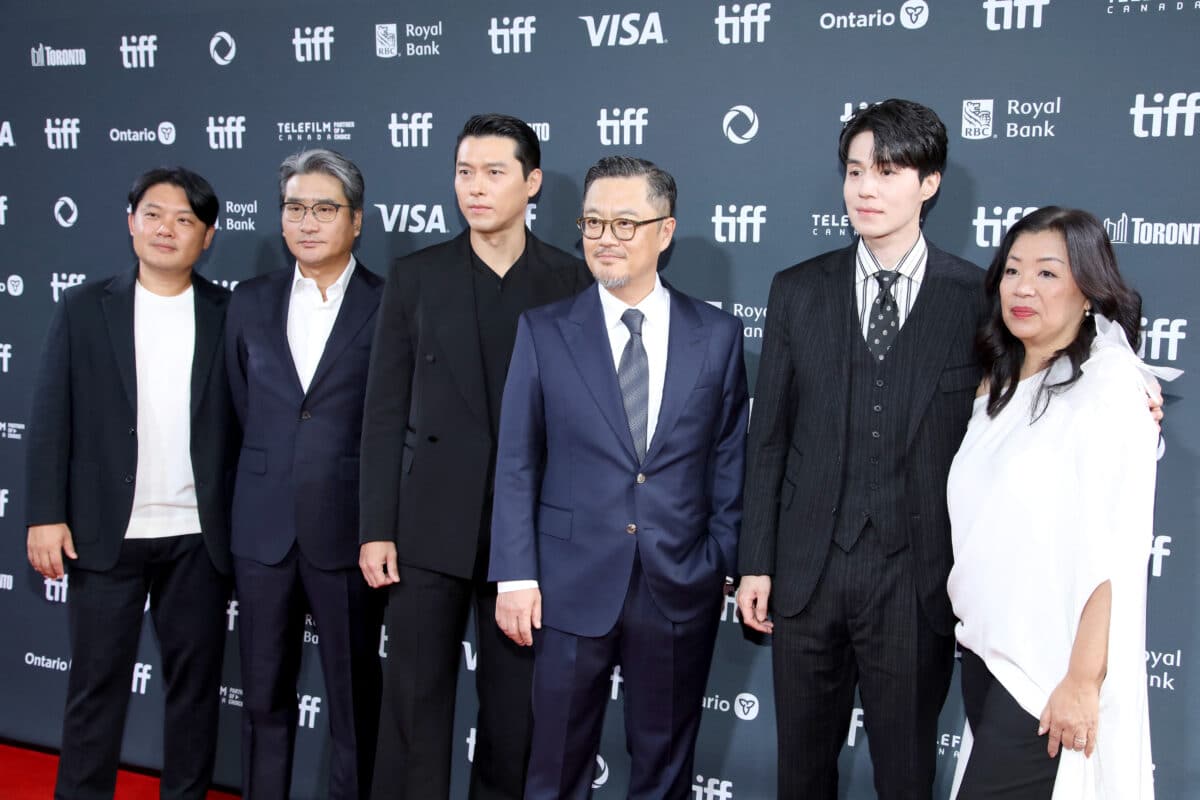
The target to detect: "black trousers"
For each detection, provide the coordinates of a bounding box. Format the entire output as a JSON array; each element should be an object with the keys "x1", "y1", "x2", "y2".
[
  {"x1": 234, "y1": 546, "x2": 383, "y2": 800},
  {"x1": 957, "y1": 648, "x2": 1059, "y2": 799},
  {"x1": 56, "y1": 534, "x2": 229, "y2": 800},
  {"x1": 771, "y1": 526, "x2": 955, "y2": 800},
  {"x1": 371, "y1": 561, "x2": 535, "y2": 800}
]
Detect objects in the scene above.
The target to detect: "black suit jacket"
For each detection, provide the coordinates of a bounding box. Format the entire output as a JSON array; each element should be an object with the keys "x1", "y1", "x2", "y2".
[
  {"x1": 25, "y1": 267, "x2": 238, "y2": 574},
  {"x1": 359, "y1": 230, "x2": 592, "y2": 580},
  {"x1": 739, "y1": 241, "x2": 983, "y2": 635},
  {"x1": 225, "y1": 263, "x2": 383, "y2": 570}
]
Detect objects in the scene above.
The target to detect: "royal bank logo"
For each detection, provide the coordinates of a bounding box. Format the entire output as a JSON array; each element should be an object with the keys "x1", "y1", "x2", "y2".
[
  {"x1": 44, "y1": 118, "x2": 80, "y2": 150},
  {"x1": 1130, "y1": 91, "x2": 1200, "y2": 138},
  {"x1": 715, "y1": 3, "x2": 772, "y2": 43},
  {"x1": 962, "y1": 99, "x2": 994, "y2": 139},
  {"x1": 971, "y1": 205, "x2": 1037, "y2": 247},
  {"x1": 109, "y1": 121, "x2": 175, "y2": 145},
  {"x1": 1139, "y1": 318, "x2": 1187, "y2": 362},
  {"x1": 819, "y1": 0, "x2": 929, "y2": 30},
  {"x1": 31, "y1": 43, "x2": 87, "y2": 67},
  {"x1": 388, "y1": 112, "x2": 433, "y2": 148},
  {"x1": 983, "y1": 0, "x2": 1050, "y2": 30},
  {"x1": 298, "y1": 694, "x2": 322, "y2": 728},
  {"x1": 1, "y1": 275, "x2": 24, "y2": 296},
  {"x1": 1, "y1": 121, "x2": 14, "y2": 147},
  {"x1": 51, "y1": 272, "x2": 86, "y2": 301},
  {"x1": 209, "y1": 32, "x2": 236, "y2": 65},
  {"x1": 119, "y1": 34, "x2": 157, "y2": 68},
  {"x1": 712, "y1": 204, "x2": 767, "y2": 243},
  {"x1": 723, "y1": 105, "x2": 759, "y2": 144},
  {"x1": 961, "y1": 97, "x2": 1059, "y2": 139},
  {"x1": 207, "y1": 115, "x2": 246, "y2": 150},
  {"x1": 694, "y1": 775, "x2": 735, "y2": 798},
  {"x1": 580, "y1": 12, "x2": 666, "y2": 46},
  {"x1": 293, "y1": 26, "x2": 335, "y2": 62},
  {"x1": 376, "y1": 22, "x2": 444, "y2": 57},
  {"x1": 376, "y1": 24, "x2": 399, "y2": 57},
  {"x1": 375, "y1": 203, "x2": 448, "y2": 233},
  {"x1": 53, "y1": 197, "x2": 78, "y2": 228},
  {"x1": 131, "y1": 662, "x2": 153, "y2": 694},
  {"x1": 489, "y1": 16, "x2": 536, "y2": 54},
  {"x1": 597, "y1": 107, "x2": 649, "y2": 145},
  {"x1": 218, "y1": 200, "x2": 258, "y2": 232},
  {"x1": 1147, "y1": 647, "x2": 1183, "y2": 691},
  {"x1": 44, "y1": 574, "x2": 68, "y2": 602},
  {"x1": 1104, "y1": 212, "x2": 1200, "y2": 246},
  {"x1": 277, "y1": 119, "x2": 354, "y2": 142}
]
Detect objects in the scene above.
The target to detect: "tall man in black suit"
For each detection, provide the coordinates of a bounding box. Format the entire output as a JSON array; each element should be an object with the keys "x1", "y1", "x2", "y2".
[
  {"x1": 25, "y1": 167, "x2": 237, "y2": 800},
  {"x1": 225, "y1": 149, "x2": 383, "y2": 799},
  {"x1": 358, "y1": 114, "x2": 591, "y2": 799},
  {"x1": 737, "y1": 100, "x2": 983, "y2": 799}
]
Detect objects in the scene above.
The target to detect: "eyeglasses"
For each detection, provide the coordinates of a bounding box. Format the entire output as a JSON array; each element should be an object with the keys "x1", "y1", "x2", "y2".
[
  {"x1": 281, "y1": 202, "x2": 349, "y2": 223},
  {"x1": 576, "y1": 216, "x2": 668, "y2": 241}
]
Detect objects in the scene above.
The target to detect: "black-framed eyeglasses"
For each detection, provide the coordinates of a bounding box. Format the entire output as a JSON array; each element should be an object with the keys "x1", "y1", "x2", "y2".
[
  {"x1": 282, "y1": 201, "x2": 349, "y2": 223},
  {"x1": 576, "y1": 215, "x2": 668, "y2": 241}
]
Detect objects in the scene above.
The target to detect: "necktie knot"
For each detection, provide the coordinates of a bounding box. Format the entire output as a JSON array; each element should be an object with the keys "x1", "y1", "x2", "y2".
[
  {"x1": 622, "y1": 308, "x2": 645, "y2": 337},
  {"x1": 873, "y1": 270, "x2": 900, "y2": 294}
]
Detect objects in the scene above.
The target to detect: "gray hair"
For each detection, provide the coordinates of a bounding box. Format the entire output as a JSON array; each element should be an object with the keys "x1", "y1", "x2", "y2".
[
  {"x1": 278, "y1": 148, "x2": 365, "y2": 210},
  {"x1": 583, "y1": 155, "x2": 676, "y2": 216}
]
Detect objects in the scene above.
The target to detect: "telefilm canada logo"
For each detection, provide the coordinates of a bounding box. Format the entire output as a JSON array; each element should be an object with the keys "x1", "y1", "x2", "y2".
[
  {"x1": 818, "y1": 0, "x2": 929, "y2": 30},
  {"x1": 277, "y1": 119, "x2": 354, "y2": 142},
  {"x1": 1107, "y1": 0, "x2": 1199, "y2": 15},
  {"x1": 375, "y1": 22, "x2": 443, "y2": 57}
]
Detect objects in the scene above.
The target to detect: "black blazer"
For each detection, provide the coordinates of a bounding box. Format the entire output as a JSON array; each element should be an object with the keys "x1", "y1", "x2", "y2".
[
  {"x1": 24, "y1": 267, "x2": 238, "y2": 574},
  {"x1": 225, "y1": 263, "x2": 383, "y2": 570},
  {"x1": 739, "y1": 241, "x2": 983, "y2": 635},
  {"x1": 359, "y1": 230, "x2": 592, "y2": 580}
]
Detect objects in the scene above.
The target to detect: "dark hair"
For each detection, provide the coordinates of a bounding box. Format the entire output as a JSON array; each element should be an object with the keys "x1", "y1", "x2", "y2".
[
  {"x1": 838, "y1": 99, "x2": 948, "y2": 182},
  {"x1": 279, "y1": 148, "x2": 365, "y2": 211},
  {"x1": 455, "y1": 114, "x2": 541, "y2": 177},
  {"x1": 583, "y1": 156, "x2": 677, "y2": 216},
  {"x1": 128, "y1": 167, "x2": 219, "y2": 228},
  {"x1": 978, "y1": 206, "x2": 1142, "y2": 418}
]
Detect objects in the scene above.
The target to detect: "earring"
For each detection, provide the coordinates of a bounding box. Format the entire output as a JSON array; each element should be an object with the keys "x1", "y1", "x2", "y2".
[{"x1": 1084, "y1": 306, "x2": 1092, "y2": 317}]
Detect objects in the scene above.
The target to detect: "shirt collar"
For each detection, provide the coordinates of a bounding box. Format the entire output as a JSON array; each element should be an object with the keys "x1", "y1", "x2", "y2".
[
  {"x1": 598, "y1": 274, "x2": 669, "y2": 332},
  {"x1": 292, "y1": 254, "x2": 357, "y2": 300},
  {"x1": 855, "y1": 233, "x2": 927, "y2": 285}
]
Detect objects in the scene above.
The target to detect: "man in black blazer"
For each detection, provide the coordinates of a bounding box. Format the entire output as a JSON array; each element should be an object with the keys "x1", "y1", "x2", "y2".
[
  {"x1": 359, "y1": 114, "x2": 591, "y2": 799},
  {"x1": 737, "y1": 100, "x2": 982, "y2": 799},
  {"x1": 25, "y1": 167, "x2": 236, "y2": 799},
  {"x1": 224, "y1": 149, "x2": 383, "y2": 799}
]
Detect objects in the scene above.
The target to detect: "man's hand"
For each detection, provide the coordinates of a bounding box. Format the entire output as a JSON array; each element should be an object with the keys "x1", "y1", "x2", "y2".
[
  {"x1": 27, "y1": 523, "x2": 77, "y2": 579},
  {"x1": 359, "y1": 540, "x2": 400, "y2": 588},
  {"x1": 496, "y1": 587, "x2": 542, "y2": 646},
  {"x1": 737, "y1": 574, "x2": 774, "y2": 633}
]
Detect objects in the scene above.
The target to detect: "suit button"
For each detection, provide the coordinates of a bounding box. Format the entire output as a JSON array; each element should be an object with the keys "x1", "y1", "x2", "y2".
[
  {"x1": 626, "y1": 523, "x2": 637, "y2": 534},
  {"x1": 636, "y1": 473, "x2": 646, "y2": 484},
  {"x1": 124, "y1": 474, "x2": 134, "y2": 484},
  {"x1": 425, "y1": 353, "x2": 435, "y2": 363},
  {"x1": 300, "y1": 410, "x2": 312, "y2": 420},
  {"x1": 427, "y1": 435, "x2": 439, "y2": 443},
  {"x1": 875, "y1": 379, "x2": 885, "y2": 388},
  {"x1": 831, "y1": 506, "x2": 838, "y2": 515},
  {"x1": 869, "y1": 482, "x2": 879, "y2": 490},
  {"x1": 128, "y1": 427, "x2": 136, "y2": 436},
  {"x1": 873, "y1": 404, "x2": 882, "y2": 412},
  {"x1": 871, "y1": 431, "x2": 880, "y2": 438}
]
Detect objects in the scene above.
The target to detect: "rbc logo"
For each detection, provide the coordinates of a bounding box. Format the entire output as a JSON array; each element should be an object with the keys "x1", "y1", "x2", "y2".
[
  {"x1": 293, "y1": 26, "x2": 334, "y2": 62},
  {"x1": 597, "y1": 107, "x2": 649, "y2": 145},
  {"x1": 44, "y1": 118, "x2": 80, "y2": 150},
  {"x1": 207, "y1": 115, "x2": 246, "y2": 150},
  {"x1": 119, "y1": 34, "x2": 157, "y2": 68},
  {"x1": 971, "y1": 205, "x2": 1036, "y2": 247},
  {"x1": 983, "y1": 0, "x2": 1050, "y2": 30},
  {"x1": 1130, "y1": 92, "x2": 1200, "y2": 138},
  {"x1": 715, "y1": 3, "x2": 771, "y2": 44},
  {"x1": 580, "y1": 13, "x2": 665, "y2": 46},
  {"x1": 388, "y1": 112, "x2": 433, "y2": 148},
  {"x1": 489, "y1": 16, "x2": 536, "y2": 54},
  {"x1": 712, "y1": 204, "x2": 767, "y2": 243},
  {"x1": 962, "y1": 99, "x2": 995, "y2": 139}
]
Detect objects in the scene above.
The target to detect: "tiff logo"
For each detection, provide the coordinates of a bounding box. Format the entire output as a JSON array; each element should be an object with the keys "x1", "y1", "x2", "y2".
[
  {"x1": 972, "y1": 205, "x2": 1037, "y2": 247},
  {"x1": 983, "y1": 0, "x2": 1050, "y2": 30},
  {"x1": 119, "y1": 34, "x2": 157, "y2": 68},
  {"x1": 298, "y1": 694, "x2": 322, "y2": 728},
  {"x1": 489, "y1": 16, "x2": 536, "y2": 54},
  {"x1": 712, "y1": 204, "x2": 767, "y2": 243},
  {"x1": 610, "y1": 665, "x2": 624, "y2": 700},
  {"x1": 597, "y1": 107, "x2": 649, "y2": 145},
  {"x1": 207, "y1": 115, "x2": 246, "y2": 150},
  {"x1": 1150, "y1": 535, "x2": 1171, "y2": 578},
  {"x1": 580, "y1": 13, "x2": 665, "y2": 46},
  {"x1": 693, "y1": 776, "x2": 734, "y2": 799},
  {"x1": 51, "y1": 272, "x2": 87, "y2": 302},
  {"x1": 0, "y1": 195, "x2": 6, "y2": 225},
  {"x1": 293, "y1": 26, "x2": 335, "y2": 62},
  {"x1": 226, "y1": 599, "x2": 239, "y2": 631},
  {"x1": 715, "y1": 3, "x2": 771, "y2": 44},
  {"x1": 131, "y1": 662, "x2": 153, "y2": 694},
  {"x1": 1140, "y1": 318, "x2": 1187, "y2": 361},
  {"x1": 388, "y1": 112, "x2": 433, "y2": 148},
  {"x1": 45, "y1": 118, "x2": 80, "y2": 150},
  {"x1": 0, "y1": 342, "x2": 10, "y2": 372},
  {"x1": 847, "y1": 706, "x2": 865, "y2": 745},
  {"x1": 45, "y1": 574, "x2": 69, "y2": 603},
  {"x1": 1130, "y1": 92, "x2": 1200, "y2": 138},
  {"x1": 0, "y1": 487, "x2": 8, "y2": 517}
]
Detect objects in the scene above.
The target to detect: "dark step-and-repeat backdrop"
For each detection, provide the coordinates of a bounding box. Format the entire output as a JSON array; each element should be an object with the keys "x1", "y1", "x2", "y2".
[{"x1": 1, "y1": 1, "x2": 1196, "y2": 797}]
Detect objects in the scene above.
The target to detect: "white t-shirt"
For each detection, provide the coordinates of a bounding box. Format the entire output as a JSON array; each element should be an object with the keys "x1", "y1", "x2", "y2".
[{"x1": 124, "y1": 281, "x2": 201, "y2": 539}]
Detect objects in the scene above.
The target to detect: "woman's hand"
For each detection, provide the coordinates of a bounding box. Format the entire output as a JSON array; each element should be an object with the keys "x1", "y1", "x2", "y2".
[{"x1": 1038, "y1": 674, "x2": 1100, "y2": 758}]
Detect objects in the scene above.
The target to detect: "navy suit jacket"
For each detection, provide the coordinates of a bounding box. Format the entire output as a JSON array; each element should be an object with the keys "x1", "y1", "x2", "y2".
[
  {"x1": 225, "y1": 263, "x2": 383, "y2": 570},
  {"x1": 489, "y1": 284, "x2": 749, "y2": 638}
]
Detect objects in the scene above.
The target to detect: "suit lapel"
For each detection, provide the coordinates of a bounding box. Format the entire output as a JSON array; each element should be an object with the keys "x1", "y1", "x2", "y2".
[
  {"x1": 267, "y1": 270, "x2": 306, "y2": 398},
  {"x1": 429, "y1": 233, "x2": 489, "y2": 425},
  {"x1": 305, "y1": 266, "x2": 377, "y2": 398},
  {"x1": 190, "y1": 275, "x2": 226, "y2": 418},
  {"x1": 100, "y1": 268, "x2": 139, "y2": 413},
  {"x1": 643, "y1": 290, "x2": 706, "y2": 464},
  {"x1": 819, "y1": 248, "x2": 857, "y2": 416},
  {"x1": 559, "y1": 288, "x2": 638, "y2": 462}
]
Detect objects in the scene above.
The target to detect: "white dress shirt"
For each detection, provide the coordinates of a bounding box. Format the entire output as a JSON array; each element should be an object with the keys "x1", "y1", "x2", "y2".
[
  {"x1": 854, "y1": 232, "x2": 927, "y2": 341},
  {"x1": 287, "y1": 255, "x2": 356, "y2": 393}
]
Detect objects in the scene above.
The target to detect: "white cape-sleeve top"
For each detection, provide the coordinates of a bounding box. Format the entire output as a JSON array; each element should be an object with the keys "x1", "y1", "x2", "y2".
[{"x1": 947, "y1": 317, "x2": 1163, "y2": 800}]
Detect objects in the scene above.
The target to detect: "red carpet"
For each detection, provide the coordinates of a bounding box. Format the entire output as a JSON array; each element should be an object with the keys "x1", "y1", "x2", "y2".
[{"x1": 0, "y1": 743, "x2": 240, "y2": 799}]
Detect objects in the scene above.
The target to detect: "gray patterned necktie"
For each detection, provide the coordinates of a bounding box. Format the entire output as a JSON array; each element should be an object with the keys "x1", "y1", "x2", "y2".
[
  {"x1": 867, "y1": 271, "x2": 901, "y2": 361},
  {"x1": 618, "y1": 309, "x2": 649, "y2": 462}
]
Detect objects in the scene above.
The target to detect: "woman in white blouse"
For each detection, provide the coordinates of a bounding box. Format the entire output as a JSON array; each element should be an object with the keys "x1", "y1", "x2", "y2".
[{"x1": 947, "y1": 207, "x2": 1173, "y2": 799}]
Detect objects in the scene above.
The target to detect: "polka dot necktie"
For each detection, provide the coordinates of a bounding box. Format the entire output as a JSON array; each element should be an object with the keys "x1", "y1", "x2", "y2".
[{"x1": 868, "y1": 271, "x2": 901, "y2": 361}]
